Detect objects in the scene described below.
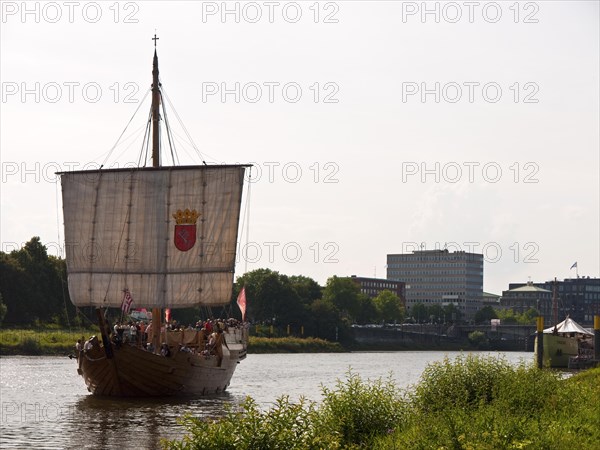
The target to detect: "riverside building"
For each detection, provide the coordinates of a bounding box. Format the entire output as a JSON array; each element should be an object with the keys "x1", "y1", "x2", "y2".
[
  {"x1": 505, "y1": 277, "x2": 600, "y2": 325},
  {"x1": 500, "y1": 281, "x2": 553, "y2": 325}
]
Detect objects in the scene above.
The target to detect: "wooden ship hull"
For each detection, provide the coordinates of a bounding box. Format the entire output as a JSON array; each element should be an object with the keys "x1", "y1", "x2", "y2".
[{"x1": 77, "y1": 328, "x2": 247, "y2": 397}]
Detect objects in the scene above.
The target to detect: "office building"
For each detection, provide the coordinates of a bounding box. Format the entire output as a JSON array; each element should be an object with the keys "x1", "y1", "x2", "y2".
[{"x1": 386, "y1": 249, "x2": 483, "y2": 319}]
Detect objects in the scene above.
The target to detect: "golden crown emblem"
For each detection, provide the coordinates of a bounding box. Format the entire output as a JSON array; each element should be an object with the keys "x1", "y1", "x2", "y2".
[{"x1": 172, "y1": 208, "x2": 200, "y2": 225}]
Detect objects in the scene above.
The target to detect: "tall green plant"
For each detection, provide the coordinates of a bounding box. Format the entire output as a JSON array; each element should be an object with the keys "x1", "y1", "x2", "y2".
[
  {"x1": 412, "y1": 354, "x2": 514, "y2": 411},
  {"x1": 318, "y1": 372, "x2": 405, "y2": 447},
  {"x1": 164, "y1": 396, "x2": 338, "y2": 450}
]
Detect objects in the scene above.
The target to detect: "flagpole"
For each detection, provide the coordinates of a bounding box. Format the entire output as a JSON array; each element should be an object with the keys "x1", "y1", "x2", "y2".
[{"x1": 570, "y1": 262, "x2": 578, "y2": 278}]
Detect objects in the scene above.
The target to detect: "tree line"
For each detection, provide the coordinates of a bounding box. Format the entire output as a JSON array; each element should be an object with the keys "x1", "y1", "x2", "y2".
[
  {"x1": 0, "y1": 238, "x2": 406, "y2": 343},
  {"x1": 231, "y1": 269, "x2": 405, "y2": 343},
  {"x1": 0, "y1": 237, "x2": 535, "y2": 335},
  {"x1": 0, "y1": 237, "x2": 74, "y2": 326}
]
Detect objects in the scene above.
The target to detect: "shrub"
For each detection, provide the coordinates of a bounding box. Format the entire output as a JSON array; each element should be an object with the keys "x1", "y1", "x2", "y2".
[
  {"x1": 165, "y1": 372, "x2": 405, "y2": 450},
  {"x1": 412, "y1": 354, "x2": 514, "y2": 411},
  {"x1": 164, "y1": 396, "x2": 340, "y2": 450},
  {"x1": 315, "y1": 371, "x2": 405, "y2": 448},
  {"x1": 376, "y1": 358, "x2": 600, "y2": 450},
  {"x1": 467, "y1": 330, "x2": 487, "y2": 348}
]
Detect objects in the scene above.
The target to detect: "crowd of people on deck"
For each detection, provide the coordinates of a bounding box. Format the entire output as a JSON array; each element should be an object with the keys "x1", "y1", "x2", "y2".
[{"x1": 77, "y1": 317, "x2": 246, "y2": 361}]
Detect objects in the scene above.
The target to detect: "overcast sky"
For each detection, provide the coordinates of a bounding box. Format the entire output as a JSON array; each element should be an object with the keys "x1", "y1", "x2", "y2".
[{"x1": 1, "y1": 1, "x2": 598, "y2": 294}]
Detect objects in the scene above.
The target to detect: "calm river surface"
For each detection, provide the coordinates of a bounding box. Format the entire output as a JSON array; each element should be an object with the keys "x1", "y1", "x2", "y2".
[{"x1": 1, "y1": 351, "x2": 532, "y2": 449}]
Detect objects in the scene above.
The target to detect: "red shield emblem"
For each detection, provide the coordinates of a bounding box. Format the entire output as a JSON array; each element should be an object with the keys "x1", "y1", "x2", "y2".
[{"x1": 174, "y1": 224, "x2": 197, "y2": 252}]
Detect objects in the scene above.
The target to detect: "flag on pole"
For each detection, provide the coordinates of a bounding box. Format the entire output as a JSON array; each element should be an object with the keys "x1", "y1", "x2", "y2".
[
  {"x1": 165, "y1": 308, "x2": 171, "y2": 323},
  {"x1": 237, "y1": 286, "x2": 247, "y2": 321},
  {"x1": 570, "y1": 262, "x2": 578, "y2": 270},
  {"x1": 121, "y1": 289, "x2": 134, "y2": 314}
]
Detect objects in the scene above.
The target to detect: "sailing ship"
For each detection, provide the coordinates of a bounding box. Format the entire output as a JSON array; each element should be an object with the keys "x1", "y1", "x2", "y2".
[
  {"x1": 534, "y1": 279, "x2": 594, "y2": 368},
  {"x1": 58, "y1": 39, "x2": 250, "y2": 396}
]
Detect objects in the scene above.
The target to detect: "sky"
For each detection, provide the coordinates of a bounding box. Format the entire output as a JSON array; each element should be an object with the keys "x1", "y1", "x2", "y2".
[{"x1": 1, "y1": 1, "x2": 599, "y2": 295}]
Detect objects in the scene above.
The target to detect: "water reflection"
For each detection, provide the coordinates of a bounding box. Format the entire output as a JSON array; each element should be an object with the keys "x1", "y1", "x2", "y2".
[{"x1": 69, "y1": 394, "x2": 238, "y2": 449}]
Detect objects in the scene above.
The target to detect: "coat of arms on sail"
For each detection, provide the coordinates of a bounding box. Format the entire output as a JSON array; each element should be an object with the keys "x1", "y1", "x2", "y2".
[{"x1": 172, "y1": 208, "x2": 199, "y2": 251}]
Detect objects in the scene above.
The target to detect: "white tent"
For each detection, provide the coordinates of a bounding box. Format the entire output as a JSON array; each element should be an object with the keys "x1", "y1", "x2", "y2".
[{"x1": 543, "y1": 316, "x2": 594, "y2": 336}]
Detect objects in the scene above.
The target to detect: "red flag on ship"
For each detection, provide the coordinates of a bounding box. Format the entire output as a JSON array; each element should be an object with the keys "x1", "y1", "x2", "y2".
[
  {"x1": 121, "y1": 289, "x2": 134, "y2": 314},
  {"x1": 237, "y1": 286, "x2": 247, "y2": 321}
]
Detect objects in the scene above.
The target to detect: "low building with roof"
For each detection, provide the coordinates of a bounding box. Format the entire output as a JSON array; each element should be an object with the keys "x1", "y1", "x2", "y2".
[{"x1": 500, "y1": 281, "x2": 553, "y2": 324}]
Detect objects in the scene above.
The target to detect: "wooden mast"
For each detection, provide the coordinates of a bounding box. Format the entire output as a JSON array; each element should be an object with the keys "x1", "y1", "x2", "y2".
[
  {"x1": 151, "y1": 34, "x2": 162, "y2": 353},
  {"x1": 151, "y1": 34, "x2": 160, "y2": 168}
]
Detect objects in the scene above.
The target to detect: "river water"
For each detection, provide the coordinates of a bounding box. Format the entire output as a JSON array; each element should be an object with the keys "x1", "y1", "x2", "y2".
[{"x1": 0, "y1": 351, "x2": 532, "y2": 449}]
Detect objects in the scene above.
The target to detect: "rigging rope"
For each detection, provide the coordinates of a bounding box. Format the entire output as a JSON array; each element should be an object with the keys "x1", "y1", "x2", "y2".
[
  {"x1": 160, "y1": 91, "x2": 180, "y2": 166},
  {"x1": 161, "y1": 85, "x2": 207, "y2": 164},
  {"x1": 101, "y1": 88, "x2": 151, "y2": 168},
  {"x1": 138, "y1": 108, "x2": 153, "y2": 167},
  {"x1": 110, "y1": 124, "x2": 148, "y2": 164}
]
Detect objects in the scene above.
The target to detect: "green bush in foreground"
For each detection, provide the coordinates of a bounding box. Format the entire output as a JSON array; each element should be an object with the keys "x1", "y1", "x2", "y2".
[
  {"x1": 164, "y1": 357, "x2": 600, "y2": 450},
  {"x1": 378, "y1": 357, "x2": 600, "y2": 450},
  {"x1": 318, "y1": 372, "x2": 405, "y2": 447},
  {"x1": 164, "y1": 396, "x2": 339, "y2": 450},
  {"x1": 164, "y1": 371, "x2": 404, "y2": 450}
]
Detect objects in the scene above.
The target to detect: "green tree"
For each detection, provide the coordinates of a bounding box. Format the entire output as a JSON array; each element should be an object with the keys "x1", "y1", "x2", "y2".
[
  {"x1": 372, "y1": 290, "x2": 405, "y2": 323},
  {"x1": 411, "y1": 303, "x2": 428, "y2": 323},
  {"x1": 428, "y1": 304, "x2": 445, "y2": 323},
  {"x1": 495, "y1": 308, "x2": 518, "y2": 324},
  {"x1": 234, "y1": 269, "x2": 307, "y2": 327},
  {"x1": 322, "y1": 276, "x2": 361, "y2": 322},
  {"x1": 356, "y1": 294, "x2": 378, "y2": 325},
  {"x1": 474, "y1": 305, "x2": 499, "y2": 324},
  {"x1": 0, "y1": 237, "x2": 72, "y2": 325},
  {"x1": 518, "y1": 307, "x2": 539, "y2": 325},
  {"x1": 288, "y1": 275, "x2": 322, "y2": 306},
  {"x1": 308, "y1": 298, "x2": 340, "y2": 340},
  {"x1": 443, "y1": 303, "x2": 462, "y2": 323},
  {"x1": 0, "y1": 292, "x2": 7, "y2": 325}
]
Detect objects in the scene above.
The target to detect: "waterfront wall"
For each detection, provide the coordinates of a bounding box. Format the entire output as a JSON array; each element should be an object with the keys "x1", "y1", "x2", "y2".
[{"x1": 352, "y1": 324, "x2": 534, "y2": 351}]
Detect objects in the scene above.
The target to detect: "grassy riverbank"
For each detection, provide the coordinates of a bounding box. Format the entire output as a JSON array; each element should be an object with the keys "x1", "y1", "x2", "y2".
[
  {"x1": 248, "y1": 336, "x2": 344, "y2": 353},
  {"x1": 0, "y1": 328, "x2": 96, "y2": 355},
  {"x1": 164, "y1": 355, "x2": 600, "y2": 450},
  {"x1": 0, "y1": 328, "x2": 344, "y2": 355}
]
